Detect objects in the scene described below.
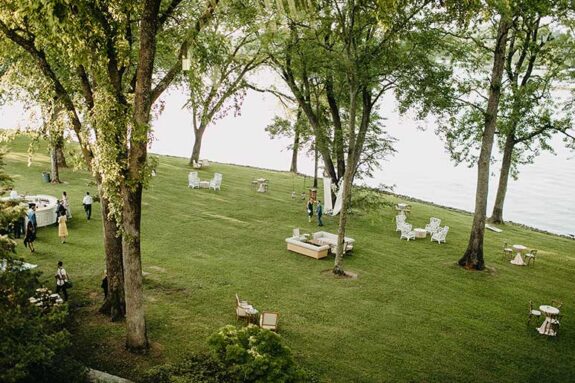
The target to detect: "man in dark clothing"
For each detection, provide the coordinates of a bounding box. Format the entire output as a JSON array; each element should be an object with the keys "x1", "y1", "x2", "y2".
[{"x1": 317, "y1": 200, "x2": 324, "y2": 226}]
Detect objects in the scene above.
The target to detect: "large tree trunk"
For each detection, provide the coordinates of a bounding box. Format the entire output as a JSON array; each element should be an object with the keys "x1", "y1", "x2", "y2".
[
  {"x1": 98, "y1": 192, "x2": 125, "y2": 322},
  {"x1": 489, "y1": 132, "x2": 515, "y2": 224},
  {"x1": 55, "y1": 135, "x2": 68, "y2": 167},
  {"x1": 121, "y1": 0, "x2": 161, "y2": 352},
  {"x1": 50, "y1": 147, "x2": 61, "y2": 183},
  {"x1": 333, "y1": 166, "x2": 353, "y2": 275},
  {"x1": 189, "y1": 127, "x2": 205, "y2": 165},
  {"x1": 313, "y1": 142, "x2": 318, "y2": 188},
  {"x1": 459, "y1": 17, "x2": 511, "y2": 270},
  {"x1": 290, "y1": 120, "x2": 300, "y2": 173},
  {"x1": 122, "y1": 185, "x2": 148, "y2": 352}
]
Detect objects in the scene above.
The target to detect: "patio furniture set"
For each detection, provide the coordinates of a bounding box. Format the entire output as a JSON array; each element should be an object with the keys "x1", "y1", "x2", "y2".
[
  {"x1": 251, "y1": 178, "x2": 269, "y2": 193},
  {"x1": 235, "y1": 294, "x2": 279, "y2": 331},
  {"x1": 285, "y1": 228, "x2": 355, "y2": 259},
  {"x1": 528, "y1": 300, "x2": 563, "y2": 337},
  {"x1": 503, "y1": 242, "x2": 537, "y2": 266},
  {"x1": 396, "y1": 213, "x2": 449, "y2": 244},
  {"x1": 188, "y1": 171, "x2": 222, "y2": 191}
]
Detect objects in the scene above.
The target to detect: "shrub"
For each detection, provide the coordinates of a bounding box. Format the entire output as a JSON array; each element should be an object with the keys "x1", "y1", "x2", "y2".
[
  {"x1": 0, "y1": 257, "x2": 87, "y2": 383},
  {"x1": 208, "y1": 325, "x2": 305, "y2": 383},
  {"x1": 142, "y1": 353, "x2": 229, "y2": 383}
]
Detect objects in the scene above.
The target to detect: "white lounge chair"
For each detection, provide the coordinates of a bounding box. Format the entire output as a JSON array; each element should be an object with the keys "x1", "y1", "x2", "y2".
[
  {"x1": 293, "y1": 228, "x2": 300, "y2": 238},
  {"x1": 192, "y1": 160, "x2": 202, "y2": 169},
  {"x1": 209, "y1": 173, "x2": 222, "y2": 191},
  {"x1": 188, "y1": 171, "x2": 200, "y2": 189},
  {"x1": 395, "y1": 215, "x2": 407, "y2": 232},
  {"x1": 201, "y1": 159, "x2": 210, "y2": 167},
  {"x1": 400, "y1": 223, "x2": 415, "y2": 241},
  {"x1": 431, "y1": 226, "x2": 449, "y2": 244},
  {"x1": 425, "y1": 217, "x2": 441, "y2": 235},
  {"x1": 259, "y1": 312, "x2": 279, "y2": 332}
]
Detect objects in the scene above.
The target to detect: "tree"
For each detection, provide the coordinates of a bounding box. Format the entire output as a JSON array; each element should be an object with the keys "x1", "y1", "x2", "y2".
[
  {"x1": 265, "y1": 107, "x2": 313, "y2": 173},
  {"x1": 263, "y1": 0, "x2": 452, "y2": 274},
  {"x1": 488, "y1": 4, "x2": 575, "y2": 223},
  {"x1": 186, "y1": 4, "x2": 264, "y2": 164},
  {"x1": 0, "y1": 0, "x2": 219, "y2": 351}
]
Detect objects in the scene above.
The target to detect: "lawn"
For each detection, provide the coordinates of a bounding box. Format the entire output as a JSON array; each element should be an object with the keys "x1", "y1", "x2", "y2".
[{"x1": 5, "y1": 135, "x2": 575, "y2": 382}]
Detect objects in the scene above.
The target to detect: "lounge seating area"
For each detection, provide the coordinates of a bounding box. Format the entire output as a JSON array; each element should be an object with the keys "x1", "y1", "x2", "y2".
[
  {"x1": 188, "y1": 171, "x2": 222, "y2": 191},
  {"x1": 235, "y1": 294, "x2": 280, "y2": 331},
  {"x1": 285, "y1": 229, "x2": 355, "y2": 260}
]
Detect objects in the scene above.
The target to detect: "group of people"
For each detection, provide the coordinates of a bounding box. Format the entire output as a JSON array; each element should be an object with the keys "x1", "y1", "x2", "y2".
[{"x1": 306, "y1": 198, "x2": 324, "y2": 226}]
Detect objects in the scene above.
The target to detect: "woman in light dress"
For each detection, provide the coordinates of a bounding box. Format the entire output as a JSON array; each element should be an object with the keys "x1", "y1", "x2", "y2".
[{"x1": 58, "y1": 211, "x2": 68, "y2": 243}]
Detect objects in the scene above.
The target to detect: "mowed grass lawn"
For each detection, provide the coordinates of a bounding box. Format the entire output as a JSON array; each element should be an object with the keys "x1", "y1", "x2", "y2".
[{"x1": 5, "y1": 136, "x2": 575, "y2": 382}]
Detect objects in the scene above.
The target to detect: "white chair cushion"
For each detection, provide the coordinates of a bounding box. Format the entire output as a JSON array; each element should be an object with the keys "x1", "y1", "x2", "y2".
[{"x1": 531, "y1": 310, "x2": 541, "y2": 316}]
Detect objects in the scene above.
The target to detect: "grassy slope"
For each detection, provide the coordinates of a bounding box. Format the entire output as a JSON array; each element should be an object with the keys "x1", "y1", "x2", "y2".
[{"x1": 5, "y1": 136, "x2": 575, "y2": 383}]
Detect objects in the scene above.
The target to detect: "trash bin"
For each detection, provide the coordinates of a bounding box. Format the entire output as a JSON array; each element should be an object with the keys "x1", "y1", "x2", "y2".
[{"x1": 41, "y1": 172, "x2": 51, "y2": 183}]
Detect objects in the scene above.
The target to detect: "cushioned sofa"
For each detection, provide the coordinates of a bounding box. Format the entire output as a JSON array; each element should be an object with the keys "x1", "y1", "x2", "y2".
[
  {"x1": 311, "y1": 231, "x2": 355, "y2": 253},
  {"x1": 285, "y1": 236, "x2": 330, "y2": 259}
]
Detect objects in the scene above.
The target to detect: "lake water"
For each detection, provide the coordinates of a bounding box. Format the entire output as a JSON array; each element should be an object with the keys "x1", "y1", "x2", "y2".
[{"x1": 2, "y1": 88, "x2": 574, "y2": 236}]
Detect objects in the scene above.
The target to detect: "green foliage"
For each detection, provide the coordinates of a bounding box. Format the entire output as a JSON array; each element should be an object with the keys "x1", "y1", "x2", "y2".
[
  {"x1": 208, "y1": 325, "x2": 307, "y2": 383},
  {"x1": 142, "y1": 353, "x2": 230, "y2": 383},
  {"x1": 0, "y1": 257, "x2": 87, "y2": 383},
  {"x1": 0, "y1": 150, "x2": 86, "y2": 383}
]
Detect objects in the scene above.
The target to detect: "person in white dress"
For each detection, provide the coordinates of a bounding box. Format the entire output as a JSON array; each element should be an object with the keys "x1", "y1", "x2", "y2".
[
  {"x1": 62, "y1": 191, "x2": 72, "y2": 219},
  {"x1": 55, "y1": 261, "x2": 69, "y2": 301}
]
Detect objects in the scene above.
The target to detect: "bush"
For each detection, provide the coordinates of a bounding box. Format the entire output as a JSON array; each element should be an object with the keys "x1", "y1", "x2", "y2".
[
  {"x1": 0, "y1": 257, "x2": 87, "y2": 383},
  {"x1": 142, "y1": 353, "x2": 229, "y2": 383},
  {"x1": 208, "y1": 325, "x2": 306, "y2": 383},
  {"x1": 144, "y1": 325, "x2": 317, "y2": 383}
]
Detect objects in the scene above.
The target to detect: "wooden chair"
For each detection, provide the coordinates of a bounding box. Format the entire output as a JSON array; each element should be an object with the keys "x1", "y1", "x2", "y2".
[
  {"x1": 525, "y1": 249, "x2": 537, "y2": 267},
  {"x1": 259, "y1": 311, "x2": 279, "y2": 331},
  {"x1": 527, "y1": 301, "x2": 541, "y2": 326},
  {"x1": 502, "y1": 242, "x2": 513, "y2": 260},
  {"x1": 551, "y1": 300, "x2": 563, "y2": 310},
  {"x1": 235, "y1": 294, "x2": 249, "y2": 322}
]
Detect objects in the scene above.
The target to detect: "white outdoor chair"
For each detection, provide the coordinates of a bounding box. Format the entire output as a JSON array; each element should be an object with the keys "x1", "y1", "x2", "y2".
[
  {"x1": 188, "y1": 172, "x2": 200, "y2": 189},
  {"x1": 400, "y1": 223, "x2": 415, "y2": 241},
  {"x1": 259, "y1": 312, "x2": 279, "y2": 332},
  {"x1": 209, "y1": 173, "x2": 222, "y2": 191},
  {"x1": 395, "y1": 215, "x2": 407, "y2": 232},
  {"x1": 192, "y1": 160, "x2": 202, "y2": 169},
  {"x1": 201, "y1": 159, "x2": 210, "y2": 167},
  {"x1": 527, "y1": 301, "x2": 541, "y2": 326},
  {"x1": 235, "y1": 294, "x2": 250, "y2": 322},
  {"x1": 425, "y1": 217, "x2": 441, "y2": 235},
  {"x1": 293, "y1": 228, "x2": 300, "y2": 238},
  {"x1": 431, "y1": 226, "x2": 449, "y2": 244}
]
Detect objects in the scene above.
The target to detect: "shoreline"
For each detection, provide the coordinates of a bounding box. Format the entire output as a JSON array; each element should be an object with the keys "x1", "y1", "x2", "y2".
[{"x1": 155, "y1": 152, "x2": 573, "y2": 240}]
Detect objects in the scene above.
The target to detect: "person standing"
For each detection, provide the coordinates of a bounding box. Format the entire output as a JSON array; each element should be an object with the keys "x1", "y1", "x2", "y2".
[
  {"x1": 82, "y1": 192, "x2": 93, "y2": 220},
  {"x1": 101, "y1": 270, "x2": 108, "y2": 300},
  {"x1": 62, "y1": 191, "x2": 72, "y2": 219},
  {"x1": 13, "y1": 213, "x2": 25, "y2": 238},
  {"x1": 58, "y1": 211, "x2": 68, "y2": 243},
  {"x1": 306, "y1": 198, "x2": 314, "y2": 223},
  {"x1": 27, "y1": 204, "x2": 37, "y2": 231},
  {"x1": 316, "y1": 200, "x2": 324, "y2": 226},
  {"x1": 23, "y1": 220, "x2": 36, "y2": 253},
  {"x1": 55, "y1": 261, "x2": 69, "y2": 301}
]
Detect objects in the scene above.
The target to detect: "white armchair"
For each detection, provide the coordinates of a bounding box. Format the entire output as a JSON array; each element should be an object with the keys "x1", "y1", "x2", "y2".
[
  {"x1": 431, "y1": 226, "x2": 449, "y2": 244},
  {"x1": 425, "y1": 217, "x2": 441, "y2": 235},
  {"x1": 209, "y1": 173, "x2": 222, "y2": 191},
  {"x1": 400, "y1": 223, "x2": 415, "y2": 241},
  {"x1": 395, "y1": 215, "x2": 407, "y2": 232},
  {"x1": 188, "y1": 172, "x2": 200, "y2": 188}
]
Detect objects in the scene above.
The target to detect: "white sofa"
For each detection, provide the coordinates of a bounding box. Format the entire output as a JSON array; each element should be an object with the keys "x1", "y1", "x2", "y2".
[
  {"x1": 311, "y1": 231, "x2": 355, "y2": 253},
  {"x1": 285, "y1": 237, "x2": 330, "y2": 259}
]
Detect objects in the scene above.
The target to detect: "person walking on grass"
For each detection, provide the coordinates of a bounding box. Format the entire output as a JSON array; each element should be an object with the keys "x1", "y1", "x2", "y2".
[
  {"x1": 58, "y1": 211, "x2": 68, "y2": 243},
  {"x1": 62, "y1": 191, "x2": 72, "y2": 219},
  {"x1": 55, "y1": 261, "x2": 69, "y2": 301},
  {"x1": 317, "y1": 200, "x2": 324, "y2": 226},
  {"x1": 306, "y1": 198, "x2": 314, "y2": 223},
  {"x1": 82, "y1": 192, "x2": 93, "y2": 220},
  {"x1": 23, "y1": 220, "x2": 36, "y2": 253},
  {"x1": 27, "y1": 203, "x2": 37, "y2": 231}
]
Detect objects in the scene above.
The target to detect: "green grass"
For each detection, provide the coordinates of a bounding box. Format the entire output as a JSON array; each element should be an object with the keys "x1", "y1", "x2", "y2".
[{"x1": 4, "y1": 135, "x2": 575, "y2": 382}]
